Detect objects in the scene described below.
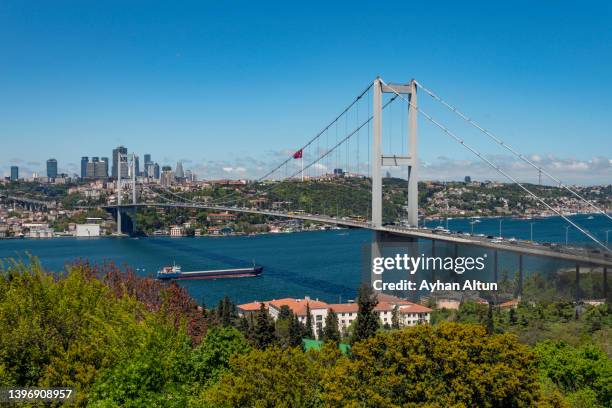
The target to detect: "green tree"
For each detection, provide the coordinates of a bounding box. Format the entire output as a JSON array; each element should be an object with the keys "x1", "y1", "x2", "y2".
[
  {"x1": 352, "y1": 283, "x2": 379, "y2": 343},
  {"x1": 486, "y1": 302, "x2": 495, "y2": 334},
  {"x1": 391, "y1": 305, "x2": 400, "y2": 329},
  {"x1": 322, "y1": 309, "x2": 341, "y2": 344},
  {"x1": 89, "y1": 324, "x2": 194, "y2": 408},
  {"x1": 289, "y1": 315, "x2": 305, "y2": 348},
  {"x1": 190, "y1": 326, "x2": 250, "y2": 386},
  {"x1": 535, "y1": 340, "x2": 611, "y2": 407},
  {"x1": 216, "y1": 295, "x2": 235, "y2": 327},
  {"x1": 275, "y1": 305, "x2": 294, "y2": 348},
  {"x1": 321, "y1": 323, "x2": 544, "y2": 407},
  {"x1": 202, "y1": 347, "x2": 326, "y2": 407},
  {"x1": 304, "y1": 303, "x2": 314, "y2": 339},
  {"x1": 252, "y1": 303, "x2": 276, "y2": 349}
]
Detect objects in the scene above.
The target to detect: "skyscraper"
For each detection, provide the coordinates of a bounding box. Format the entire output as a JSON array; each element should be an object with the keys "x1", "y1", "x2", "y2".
[
  {"x1": 146, "y1": 162, "x2": 155, "y2": 179},
  {"x1": 100, "y1": 157, "x2": 109, "y2": 179},
  {"x1": 10, "y1": 166, "x2": 18, "y2": 181},
  {"x1": 153, "y1": 163, "x2": 160, "y2": 179},
  {"x1": 143, "y1": 154, "x2": 151, "y2": 177},
  {"x1": 160, "y1": 165, "x2": 174, "y2": 187},
  {"x1": 175, "y1": 161, "x2": 184, "y2": 180},
  {"x1": 86, "y1": 161, "x2": 95, "y2": 178},
  {"x1": 81, "y1": 156, "x2": 89, "y2": 179},
  {"x1": 94, "y1": 158, "x2": 108, "y2": 179},
  {"x1": 47, "y1": 159, "x2": 58, "y2": 179},
  {"x1": 112, "y1": 146, "x2": 128, "y2": 180},
  {"x1": 134, "y1": 155, "x2": 140, "y2": 177}
]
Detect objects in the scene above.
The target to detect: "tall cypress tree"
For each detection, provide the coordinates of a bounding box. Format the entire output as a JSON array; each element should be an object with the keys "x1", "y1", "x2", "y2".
[
  {"x1": 322, "y1": 309, "x2": 341, "y2": 344},
  {"x1": 289, "y1": 315, "x2": 305, "y2": 348},
  {"x1": 486, "y1": 303, "x2": 495, "y2": 334},
  {"x1": 304, "y1": 303, "x2": 314, "y2": 339},
  {"x1": 391, "y1": 305, "x2": 400, "y2": 329},
  {"x1": 353, "y1": 283, "x2": 379, "y2": 343},
  {"x1": 275, "y1": 305, "x2": 294, "y2": 348},
  {"x1": 253, "y1": 302, "x2": 276, "y2": 348}
]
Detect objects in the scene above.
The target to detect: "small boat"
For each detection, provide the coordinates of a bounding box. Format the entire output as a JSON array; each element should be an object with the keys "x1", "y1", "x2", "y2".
[
  {"x1": 157, "y1": 262, "x2": 263, "y2": 280},
  {"x1": 587, "y1": 215, "x2": 594, "y2": 220}
]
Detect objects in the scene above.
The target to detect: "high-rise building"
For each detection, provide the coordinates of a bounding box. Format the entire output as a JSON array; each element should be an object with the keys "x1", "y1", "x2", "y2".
[
  {"x1": 86, "y1": 161, "x2": 96, "y2": 178},
  {"x1": 184, "y1": 169, "x2": 196, "y2": 182},
  {"x1": 153, "y1": 163, "x2": 160, "y2": 179},
  {"x1": 81, "y1": 156, "x2": 89, "y2": 179},
  {"x1": 160, "y1": 166, "x2": 174, "y2": 187},
  {"x1": 100, "y1": 157, "x2": 109, "y2": 179},
  {"x1": 94, "y1": 159, "x2": 108, "y2": 179},
  {"x1": 143, "y1": 154, "x2": 151, "y2": 177},
  {"x1": 175, "y1": 161, "x2": 184, "y2": 180},
  {"x1": 47, "y1": 159, "x2": 58, "y2": 179},
  {"x1": 112, "y1": 146, "x2": 128, "y2": 180},
  {"x1": 146, "y1": 162, "x2": 155, "y2": 179},
  {"x1": 134, "y1": 155, "x2": 140, "y2": 177},
  {"x1": 10, "y1": 166, "x2": 18, "y2": 181}
]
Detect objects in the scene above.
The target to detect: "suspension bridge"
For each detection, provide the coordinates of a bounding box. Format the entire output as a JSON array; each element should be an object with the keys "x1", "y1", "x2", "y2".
[{"x1": 9, "y1": 77, "x2": 611, "y2": 295}]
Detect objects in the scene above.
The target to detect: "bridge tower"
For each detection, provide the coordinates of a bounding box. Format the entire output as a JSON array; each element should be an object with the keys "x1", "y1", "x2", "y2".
[
  {"x1": 115, "y1": 152, "x2": 138, "y2": 236},
  {"x1": 371, "y1": 78, "x2": 418, "y2": 228}
]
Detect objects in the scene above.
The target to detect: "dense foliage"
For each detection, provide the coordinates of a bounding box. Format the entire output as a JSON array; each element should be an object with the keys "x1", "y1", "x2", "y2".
[{"x1": 0, "y1": 260, "x2": 609, "y2": 407}]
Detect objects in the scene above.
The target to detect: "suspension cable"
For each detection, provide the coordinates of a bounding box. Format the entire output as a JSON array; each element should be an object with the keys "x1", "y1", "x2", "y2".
[
  {"x1": 207, "y1": 94, "x2": 399, "y2": 206},
  {"x1": 256, "y1": 82, "x2": 373, "y2": 182},
  {"x1": 380, "y1": 79, "x2": 610, "y2": 252},
  {"x1": 415, "y1": 80, "x2": 612, "y2": 222}
]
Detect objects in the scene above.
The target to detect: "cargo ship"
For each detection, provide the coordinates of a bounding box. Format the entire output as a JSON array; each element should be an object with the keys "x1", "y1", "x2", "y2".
[{"x1": 156, "y1": 263, "x2": 263, "y2": 280}]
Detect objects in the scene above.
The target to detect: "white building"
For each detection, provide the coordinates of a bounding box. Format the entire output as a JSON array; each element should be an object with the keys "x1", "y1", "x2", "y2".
[
  {"x1": 238, "y1": 293, "x2": 432, "y2": 337},
  {"x1": 170, "y1": 225, "x2": 184, "y2": 237},
  {"x1": 75, "y1": 224, "x2": 100, "y2": 237}
]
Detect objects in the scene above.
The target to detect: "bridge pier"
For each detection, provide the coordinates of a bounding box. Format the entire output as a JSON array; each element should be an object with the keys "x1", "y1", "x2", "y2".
[
  {"x1": 370, "y1": 231, "x2": 418, "y2": 293},
  {"x1": 107, "y1": 207, "x2": 136, "y2": 236}
]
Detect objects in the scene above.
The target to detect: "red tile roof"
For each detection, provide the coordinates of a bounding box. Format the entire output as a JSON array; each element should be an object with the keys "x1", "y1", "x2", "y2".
[
  {"x1": 268, "y1": 298, "x2": 329, "y2": 316},
  {"x1": 237, "y1": 301, "x2": 268, "y2": 312},
  {"x1": 399, "y1": 303, "x2": 433, "y2": 314},
  {"x1": 328, "y1": 303, "x2": 358, "y2": 313}
]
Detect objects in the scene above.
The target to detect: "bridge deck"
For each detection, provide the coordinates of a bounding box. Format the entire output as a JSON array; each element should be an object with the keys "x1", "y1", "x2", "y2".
[{"x1": 100, "y1": 203, "x2": 612, "y2": 267}]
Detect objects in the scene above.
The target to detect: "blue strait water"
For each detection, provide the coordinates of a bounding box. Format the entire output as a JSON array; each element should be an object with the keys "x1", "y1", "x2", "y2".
[{"x1": 0, "y1": 214, "x2": 609, "y2": 305}]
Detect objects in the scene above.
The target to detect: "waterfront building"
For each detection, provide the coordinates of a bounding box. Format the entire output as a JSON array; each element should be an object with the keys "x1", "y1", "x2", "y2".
[
  {"x1": 10, "y1": 166, "x2": 18, "y2": 181},
  {"x1": 81, "y1": 156, "x2": 89, "y2": 179},
  {"x1": 46, "y1": 159, "x2": 58, "y2": 179},
  {"x1": 112, "y1": 146, "x2": 128, "y2": 180},
  {"x1": 169, "y1": 225, "x2": 184, "y2": 236},
  {"x1": 75, "y1": 224, "x2": 101, "y2": 237}
]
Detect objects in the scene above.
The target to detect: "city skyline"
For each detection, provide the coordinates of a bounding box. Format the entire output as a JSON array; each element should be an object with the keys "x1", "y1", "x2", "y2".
[{"x1": 1, "y1": 1, "x2": 611, "y2": 184}]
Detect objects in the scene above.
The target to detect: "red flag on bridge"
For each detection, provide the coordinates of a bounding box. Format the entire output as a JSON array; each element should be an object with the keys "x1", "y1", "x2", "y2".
[{"x1": 293, "y1": 149, "x2": 303, "y2": 159}]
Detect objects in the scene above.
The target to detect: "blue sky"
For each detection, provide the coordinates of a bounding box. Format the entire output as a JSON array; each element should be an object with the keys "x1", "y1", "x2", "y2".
[{"x1": 1, "y1": 1, "x2": 611, "y2": 184}]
